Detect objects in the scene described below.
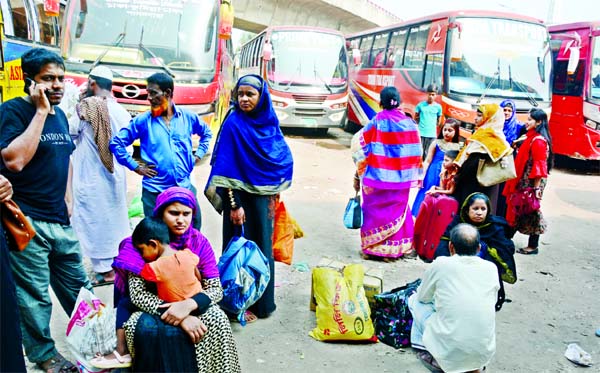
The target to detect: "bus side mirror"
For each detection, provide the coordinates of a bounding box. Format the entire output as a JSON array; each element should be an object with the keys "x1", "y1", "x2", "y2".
[
  {"x1": 218, "y1": 0, "x2": 234, "y2": 40},
  {"x1": 263, "y1": 42, "x2": 273, "y2": 61},
  {"x1": 44, "y1": 0, "x2": 60, "y2": 16},
  {"x1": 449, "y1": 22, "x2": 463, "y2": 61},
  {"x1": 567, "y1": 46, "x2": 580, "y2": 75},
  {"x1": 352, "y1": 48, "x2": 361, "y2": 66}
]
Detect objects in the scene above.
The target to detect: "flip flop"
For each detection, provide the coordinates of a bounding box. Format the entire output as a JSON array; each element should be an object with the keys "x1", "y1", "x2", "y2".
[
  {"x1": 229, "y1": 310, "x2": 257, "y2": 324},
  {"x1": 416, "y1": 350, "x2": 443, "y2": 372},
  {"x1": 91, "y1": 272, "x2": 114, "y2": 287},
  {"x1": 516, "y1": 247, "x2": 539, "y2": 255},
  {"x1": 90, "y1": 351, "x2": 132, "y2": 369}
]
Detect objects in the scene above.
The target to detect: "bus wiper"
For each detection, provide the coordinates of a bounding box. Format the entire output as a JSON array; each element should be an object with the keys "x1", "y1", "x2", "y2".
[
  {"x1": 476, "y1": 69, "x2": 500, "y2": 104},
  {"x1": 314, "y1": 62, "x2": 332, "y2": 94},
  {"x1": 511, "y1": 77, "x2": 539, "y2": 107},
  {"x1": 138, "y1": 26, "x2": 175, "y2": 78},
  {"x1": 284, "y1": 62, "x2": 302, "y2": 91},
  {"x1": 90, "y1": 22, "x2": 127, "y2": 70}
]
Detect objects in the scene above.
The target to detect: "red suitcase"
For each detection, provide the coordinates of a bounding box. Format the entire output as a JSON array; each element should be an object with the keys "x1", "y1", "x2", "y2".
[{"x1": 413, "y1": 194, "x2": 459, "y2": 262}]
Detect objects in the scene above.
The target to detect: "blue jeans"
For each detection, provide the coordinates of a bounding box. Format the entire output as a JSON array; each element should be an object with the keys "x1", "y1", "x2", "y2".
[
  {"x1": 141, "y1": 184, "x2": 202, "y2": 230},
  {"x1": 9, "y1": 218, "x2": 92, "y2": 363}
]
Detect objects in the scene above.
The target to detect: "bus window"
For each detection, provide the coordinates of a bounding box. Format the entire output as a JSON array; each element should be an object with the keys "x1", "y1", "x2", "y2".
[
  {"x1": 591, "y1": 37, "x2": 600, "y2": 100},
  {"x1": 32, "y1": 0, "x2": 59, "y2": 45},
  {"x1": 6, "y1": 0, "x2": 32, "y2": 40},
  {"x1": 359, "y1": 35, "x2": 374, "y2": 68},
  {"x1": 424, "y1": 53, "x2": 443, "y2": 88},
  {"x1": 369, "y1": 32, "x2": 390, "y2": 68},
  {"x1": 388, "y1": 29, "x2": 408, "y2": 68},
  {"x1": 405, "y1": 23, "x2": 430, "y2": 86}
]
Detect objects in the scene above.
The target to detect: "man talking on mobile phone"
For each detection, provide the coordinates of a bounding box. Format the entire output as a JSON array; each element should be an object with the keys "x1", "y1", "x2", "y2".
[{"x1": 0, "y1": 48, "x2": 91, "y2": 373}]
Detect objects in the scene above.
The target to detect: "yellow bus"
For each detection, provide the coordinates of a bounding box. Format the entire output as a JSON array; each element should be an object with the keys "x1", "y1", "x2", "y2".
[{"x1": 0, "y1": 0, "x2": 63, "y2": 103}]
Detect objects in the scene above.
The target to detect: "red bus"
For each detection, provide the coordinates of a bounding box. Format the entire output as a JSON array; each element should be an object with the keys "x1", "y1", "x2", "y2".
[
  {"x1": 346, "y1": 10, "x2": 552, "y2": 137},
  {"x1": 59, "y1": 0, "x2": 234, "y2": 130},
  {"x1": 235, "y1": 26, "x2": 349, "y2": 134},
  {"x1": 549, "y1": 22, "x2": 600, "y2": 161}
]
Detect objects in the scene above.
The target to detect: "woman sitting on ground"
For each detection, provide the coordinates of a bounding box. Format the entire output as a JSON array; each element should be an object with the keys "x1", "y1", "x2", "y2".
[
  {"x1": 112, "y1": 186, "x2": 241, "y2": 372},
  {"x1": 435, "y1": 192, "x2": 516, "y2": 311}
]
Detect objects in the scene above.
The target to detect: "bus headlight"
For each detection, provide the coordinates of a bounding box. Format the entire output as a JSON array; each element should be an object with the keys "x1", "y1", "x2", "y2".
[
  {"x1": 330, "y1": 102, "x2": 347, "y2": 109},
  {"x1": 185, "y1": 103, "x2": 214, "y2": 115},
  {"x1": 272, "y1": 100, "x2": 288, "y2": 108},
  {"x1": 585, "y1": 118, "x2": 600, "y2": 131}
]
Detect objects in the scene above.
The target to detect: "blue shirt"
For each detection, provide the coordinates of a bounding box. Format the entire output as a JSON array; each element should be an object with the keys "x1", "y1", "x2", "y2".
[
  {"x1": 109, "y1": 104, "x2": 212, "y2": 193},
  {"x1": 415, "y1": 101, "x2": 442, "y2": 138}
]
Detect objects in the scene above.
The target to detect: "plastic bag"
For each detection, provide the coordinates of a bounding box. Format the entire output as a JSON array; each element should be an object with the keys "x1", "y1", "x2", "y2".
[
  {"x1": 65, "y1": 287, "x2": 116, "y2": 364},
  {"x1": 309, "y1": 264, "x2": 376, "y2": 342},
  {"x1": 373, "y1": 279, "x2": 421, "y2": 348},
  {"x1": 343, "y1": 194, "x2": 362, "y2": 229},
  {"x1": 128, "y1": 194, "x2": 144, "y2": 218},
  {"x1": 218, "y1": 228, "x2": 270, "y2": 326},
  {"x1": 272, "y1": 199, "x2": 295, "y2": 265}
]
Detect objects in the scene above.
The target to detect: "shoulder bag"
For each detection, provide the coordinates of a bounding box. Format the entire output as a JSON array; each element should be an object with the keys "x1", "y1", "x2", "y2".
[
  {"x1": 2, "y1": 199, "x2": 36, "y2": 251},
  {"x1": 476, "y1": 153, "x2": 517, "y2": 187}
]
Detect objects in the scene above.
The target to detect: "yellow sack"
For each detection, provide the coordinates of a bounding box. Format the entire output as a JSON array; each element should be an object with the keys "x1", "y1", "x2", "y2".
[{"x1": 309, "y1": 264, "x2": 376, "y2": 342}]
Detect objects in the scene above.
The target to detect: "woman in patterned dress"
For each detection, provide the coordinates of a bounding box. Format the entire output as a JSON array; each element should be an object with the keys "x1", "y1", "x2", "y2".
[
  {"x1": 113, "y1": 187, "x2": 241, "y2": 372},
  {"x1": 503, "y1": 108, "x2": 553, "y2": 255}
]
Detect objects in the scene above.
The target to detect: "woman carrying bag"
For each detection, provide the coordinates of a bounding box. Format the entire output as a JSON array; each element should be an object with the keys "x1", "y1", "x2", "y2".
[
  {"x1": 503, "y1": 108, "x2": 553, "y2": 255},
  {"x1": 207, "y1": 74, "x2": 294, "y2": 322}
]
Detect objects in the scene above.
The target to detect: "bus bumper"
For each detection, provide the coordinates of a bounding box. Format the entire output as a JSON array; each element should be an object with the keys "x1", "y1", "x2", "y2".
[{"x1": 274, "y1": 107, "x2": 346, "y2": 129}]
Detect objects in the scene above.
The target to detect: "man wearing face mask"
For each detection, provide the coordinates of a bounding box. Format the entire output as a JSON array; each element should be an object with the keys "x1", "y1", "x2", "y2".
[
  {"x1": 0, "y1": 47, "x2": 91, "y2": 373},
  {"x1": 69, "y1": 66, "x2": 132, "y2": 286},
  {"x1": 110, "y1": 72, "x2": 212, "y2": 230}
]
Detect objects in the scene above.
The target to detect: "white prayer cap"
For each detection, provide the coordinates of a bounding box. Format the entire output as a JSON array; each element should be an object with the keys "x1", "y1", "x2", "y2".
[{"x1": 89, "y1": 66, "x2": 113, "y2": 81}]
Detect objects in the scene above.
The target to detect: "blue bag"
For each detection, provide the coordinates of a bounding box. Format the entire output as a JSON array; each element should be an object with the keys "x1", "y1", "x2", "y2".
[
  {"x1": 343, "y1": 193, "x2": 362, "y2": 229},
  {"x1": 217, "y1": 227, "x2": 270, "y2": 326}
]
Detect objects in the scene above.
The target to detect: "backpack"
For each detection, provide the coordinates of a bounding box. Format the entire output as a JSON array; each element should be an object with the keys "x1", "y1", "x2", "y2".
[{"x1": 218, "y1": 228, "x2": 270, "y2": 326}]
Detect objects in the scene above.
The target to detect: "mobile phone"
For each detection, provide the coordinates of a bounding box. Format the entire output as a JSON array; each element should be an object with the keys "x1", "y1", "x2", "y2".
[
  {"x1": 24, "y1": 77, "x2": 51, "y2": 101},
  {"x1": 23, "y1": 77, "x2": 34, "y2": 95}
]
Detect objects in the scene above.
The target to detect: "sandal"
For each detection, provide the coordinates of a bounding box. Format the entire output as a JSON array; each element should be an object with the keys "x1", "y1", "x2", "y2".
[
  {"x1": 416, "y1": 350, "x2": 443, "y2": 372},
  {"x1": 90, "y1": 350, "x2": 132, "y2": 369},
  {"x1": 91, "y1": 272, "x2": 114, "y2": 287},
  {"x1": 37, "y1": 353, "x2": 78, "y2": 373},
  {"x1": 229, "y1": 310, "x2": 257, "y2": 324},
  {"x1": 516, "y1": 247, "x2": 538, "y2": 255}
]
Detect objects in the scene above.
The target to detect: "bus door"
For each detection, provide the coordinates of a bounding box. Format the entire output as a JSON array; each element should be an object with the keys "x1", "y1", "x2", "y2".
[{"x1": 1, "y1": 16, "x2": 5, "y2": 102}]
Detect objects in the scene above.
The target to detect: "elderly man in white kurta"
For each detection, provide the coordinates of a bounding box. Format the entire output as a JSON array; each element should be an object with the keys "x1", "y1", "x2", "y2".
[
  {"x1": 69, "y1": 66, "x2": 131, "y2": 285},
  {"x1": 408, "y1": 223, "x2": 500, "y2": 373}
]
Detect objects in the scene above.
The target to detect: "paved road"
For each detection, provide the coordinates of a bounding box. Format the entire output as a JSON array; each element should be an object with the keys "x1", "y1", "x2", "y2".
[{"x1": 33, "y1": 128, "x2": 599, "y2": 372}]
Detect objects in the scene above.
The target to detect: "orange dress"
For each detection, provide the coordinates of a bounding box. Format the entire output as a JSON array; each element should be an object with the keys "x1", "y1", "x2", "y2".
[{"x1": 140, "y1": 249, "x2": 203, "y2": 302}]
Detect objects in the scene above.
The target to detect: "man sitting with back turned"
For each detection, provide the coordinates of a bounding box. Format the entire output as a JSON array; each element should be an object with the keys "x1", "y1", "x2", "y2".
[{"x1": 408, "y1": 223, "x2": 500, "y2": 373}]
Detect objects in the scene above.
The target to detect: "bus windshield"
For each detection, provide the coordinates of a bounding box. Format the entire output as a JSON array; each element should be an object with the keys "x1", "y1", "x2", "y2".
[
  {"x1": 63, "y1": 0, "x2": 218, "y2": 81},
  {"x1": 267, "y1": 30, "x2": 347, "y2": 94},
  {"x1": 449, "y1": 18, "x2": 551, "y2": 102}
]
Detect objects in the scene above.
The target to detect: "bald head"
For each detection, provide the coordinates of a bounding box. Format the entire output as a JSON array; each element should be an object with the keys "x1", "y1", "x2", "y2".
[{"x1": 450, "y1": 223, "x2": 480, "y2": 256}]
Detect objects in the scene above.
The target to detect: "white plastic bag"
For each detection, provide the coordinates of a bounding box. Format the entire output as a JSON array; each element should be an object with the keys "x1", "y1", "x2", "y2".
[{"x1": 65, "y1": 287, "x2": 116, "y2": 364}]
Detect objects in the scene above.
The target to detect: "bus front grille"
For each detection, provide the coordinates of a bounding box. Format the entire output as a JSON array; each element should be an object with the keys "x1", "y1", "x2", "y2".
[
  {"x1": 292, "y1": 94, "x2": 327, "y2": 105},
  {"x1": 294, "y1": 108, "x2": 326, "y2": 118}
]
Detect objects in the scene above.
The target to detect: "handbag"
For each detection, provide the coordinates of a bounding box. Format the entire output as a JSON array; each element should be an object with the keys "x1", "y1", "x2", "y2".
[
  {"x1": 476, "y1": 153, "x2": 517, "y2": 187},
  {"x1": 343, "y1": 193, "x2": 362, "y2": 229},
  {"x1": 509, "y1": 187, "x2": 541, "y2": 215},
  {"x1": 218, "y1": 227, "x2": 270, "y2": 326},
  {"x1": 373, "y1": 278, "x2": 421, "y2": 349},
  {"x1": 1, "y1": 199, "x2": 36, "y2": 251}
]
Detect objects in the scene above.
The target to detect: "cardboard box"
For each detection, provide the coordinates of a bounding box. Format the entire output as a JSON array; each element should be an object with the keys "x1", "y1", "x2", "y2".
[{"x1": 309, "y1": 258, "x2": 383, "y2": 311}]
